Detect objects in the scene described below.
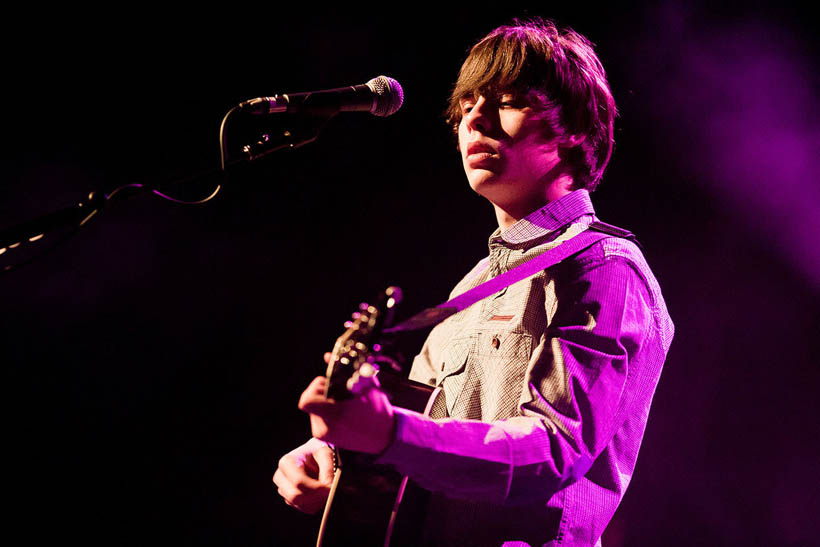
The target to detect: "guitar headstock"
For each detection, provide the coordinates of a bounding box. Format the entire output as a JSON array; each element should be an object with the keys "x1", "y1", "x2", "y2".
[{"x1": 324, "y1": 286, "x2": 402, "y2": 400}]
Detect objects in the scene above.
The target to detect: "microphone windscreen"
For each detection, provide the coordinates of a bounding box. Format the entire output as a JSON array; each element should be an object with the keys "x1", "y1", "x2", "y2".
[{"x1": 367, "y1": 76, "x2": 404, "y2": 117}]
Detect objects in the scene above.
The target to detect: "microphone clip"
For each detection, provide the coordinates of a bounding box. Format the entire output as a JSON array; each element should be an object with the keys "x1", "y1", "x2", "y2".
[
  {"x1": 240, "y1": 123, "x2": 323, "y2": 161},
  {"x1": 237, "y1": 96, "x2": 290, "y2": 115}
]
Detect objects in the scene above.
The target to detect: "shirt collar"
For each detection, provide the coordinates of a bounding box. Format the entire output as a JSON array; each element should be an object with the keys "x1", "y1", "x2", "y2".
[{"x1": 489, "y1": 189, "x2": 596, "y2": 248}]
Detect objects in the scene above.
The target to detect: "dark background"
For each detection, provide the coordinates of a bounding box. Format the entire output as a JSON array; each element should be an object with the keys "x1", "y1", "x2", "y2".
[{"x1": 2, "y1": 3, "x2": 818, "y2": 545}]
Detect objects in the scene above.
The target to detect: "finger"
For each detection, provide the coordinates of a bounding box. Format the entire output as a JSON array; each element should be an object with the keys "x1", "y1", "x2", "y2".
[
  {"x1": 348, "y1": 372, "x2": 380, "y2": 396},
  {"x1": 309, "y1": 375, "x2": 328, "y2": 392},
  {"x1": 275, "y1": 468, "x2": 314, "y2": 511},
  {"x1": 284, "y1": 491, "x2": 324, "y2": 515},
  {"x1": 273, "y1": 467, "x2": 289, "y2": 489},
  {"x1": 298, "y1": 377, "x2": 328, "y2": 409},
  {"x1": 278, "y1": 453, "x2": 321, "y2": 486},
  {"x1": 301, "y1": 451, "x2": 320, "y2": 476},
  {"x1": 299, "y1": 397, "x2": 336, "y2": 417},
  {"x1": 299, "y1": 387, "x2": 337, "y2": 417},
  {"x1": 324, "y1": 352, "x2": 332, "y2": 364},
  {"x1": 275, "y1": 474, "x2": 328, "y2": 515},
  {"x1": 276, "y1": 455, "x2": 300, "y2": 485},
  {"x1": 276, "y1": 482, "x2": 307, "y2": 512}
]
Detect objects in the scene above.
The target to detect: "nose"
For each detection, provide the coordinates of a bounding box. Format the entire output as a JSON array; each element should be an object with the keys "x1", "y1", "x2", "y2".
[{"x1": 464, "y1": 95, "x2": 492, "y2": 134}]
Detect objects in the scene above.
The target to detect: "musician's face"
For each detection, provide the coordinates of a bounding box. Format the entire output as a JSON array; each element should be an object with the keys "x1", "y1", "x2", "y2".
[{"x1": 458, "y1": 91, "x2": 568, "y2": 215}]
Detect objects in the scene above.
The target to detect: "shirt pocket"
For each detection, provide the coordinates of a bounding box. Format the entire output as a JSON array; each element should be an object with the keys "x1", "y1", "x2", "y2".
[
  {"x1": 473, "y1": 331, "x2": 534, "y2": 420},
  {"x1": 435, "y1": 336, "x2": 474, "y2": 416}
]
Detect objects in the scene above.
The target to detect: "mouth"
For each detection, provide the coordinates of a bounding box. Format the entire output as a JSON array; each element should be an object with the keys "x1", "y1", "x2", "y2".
[
  {"x1": 466, "y1": 141, "x2": 497, "y2": 158},
  {"x1": 465, "y1": 141, "x2": 500, "y2": 168}
]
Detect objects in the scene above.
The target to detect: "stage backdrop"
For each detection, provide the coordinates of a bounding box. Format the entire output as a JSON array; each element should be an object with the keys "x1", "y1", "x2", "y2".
[{"x1": 1, "y1": 4, "x2": 817, "y2": 546}]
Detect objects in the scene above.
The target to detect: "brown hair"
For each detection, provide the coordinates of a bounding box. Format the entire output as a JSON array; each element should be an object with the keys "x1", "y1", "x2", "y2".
[{"x1": 446, "y1": 18, "x2": 617, "y2": 191}]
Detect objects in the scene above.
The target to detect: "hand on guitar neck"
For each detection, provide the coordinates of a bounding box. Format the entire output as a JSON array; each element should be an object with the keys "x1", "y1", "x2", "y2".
[
  {"x1": 299, "y1": 373, "x2": 397, "y2": 456},
  {"x1": 298, "y1": 289, "x2": 401, "y2": 458}
]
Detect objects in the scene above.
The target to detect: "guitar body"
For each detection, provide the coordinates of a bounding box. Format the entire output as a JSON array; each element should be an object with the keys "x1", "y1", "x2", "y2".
[{"x1": 317, "y1": 378, "x2": 440, "y2": 547}]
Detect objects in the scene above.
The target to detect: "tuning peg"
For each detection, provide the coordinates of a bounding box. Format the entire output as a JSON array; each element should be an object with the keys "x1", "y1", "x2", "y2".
[{"x1": 385, "y1": 286, "x2": 403, "y2": 309}]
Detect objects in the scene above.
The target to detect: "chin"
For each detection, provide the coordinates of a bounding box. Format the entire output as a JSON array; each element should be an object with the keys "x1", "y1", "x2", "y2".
[{"x1": 466, "y1": 170, "x2": 501, "y2": 193}]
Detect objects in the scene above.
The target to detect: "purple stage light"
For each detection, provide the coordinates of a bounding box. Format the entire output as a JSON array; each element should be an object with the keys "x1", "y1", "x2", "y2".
[{"x1": 629, "y1": 5, "x2": 820, "y2": 290}]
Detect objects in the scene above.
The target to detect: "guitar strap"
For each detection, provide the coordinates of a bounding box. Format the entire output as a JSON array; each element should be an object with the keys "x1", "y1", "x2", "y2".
[{"x1": 384, "y1": 221, "x2": 638, "y2": 334}]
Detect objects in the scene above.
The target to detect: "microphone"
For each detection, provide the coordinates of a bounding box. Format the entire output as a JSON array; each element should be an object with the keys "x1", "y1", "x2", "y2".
[{"x1": 238, "y1": 76, "x2": 404, "y2": 117}]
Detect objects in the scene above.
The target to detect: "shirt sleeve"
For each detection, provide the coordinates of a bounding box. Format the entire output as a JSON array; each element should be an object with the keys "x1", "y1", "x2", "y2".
[{"x1": 375, "y1": 251, "x2": 660, "y2": 505}]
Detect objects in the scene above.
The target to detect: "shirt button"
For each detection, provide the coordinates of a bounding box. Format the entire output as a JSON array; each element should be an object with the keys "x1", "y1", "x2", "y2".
[{"x1": 491, "y1": 336, "x2": 500, "y2": 350}]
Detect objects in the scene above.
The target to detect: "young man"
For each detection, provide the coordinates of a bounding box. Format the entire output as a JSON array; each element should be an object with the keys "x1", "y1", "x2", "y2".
[{"x1": 274, "y1": 18, "x2": 674, "y2": 546}]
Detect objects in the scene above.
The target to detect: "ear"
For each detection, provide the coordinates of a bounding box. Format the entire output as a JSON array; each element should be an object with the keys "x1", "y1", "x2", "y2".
[
  {"x1": 563, "y1": 133, "x2": 586, "y2": 147},
  {"x1": 556, "y1": 134, "x2": 586, "y2": 162}
]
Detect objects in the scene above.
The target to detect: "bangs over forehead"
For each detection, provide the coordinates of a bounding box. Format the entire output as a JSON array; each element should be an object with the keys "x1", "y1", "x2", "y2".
[{"x1": 447, "y1": 24, "x2": 555, "y2": 123}]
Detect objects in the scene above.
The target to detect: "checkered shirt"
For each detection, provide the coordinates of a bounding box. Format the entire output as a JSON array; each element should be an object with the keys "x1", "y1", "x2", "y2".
[{"x1": 377, "y1": 189, "x2": 674, "y2": 546}]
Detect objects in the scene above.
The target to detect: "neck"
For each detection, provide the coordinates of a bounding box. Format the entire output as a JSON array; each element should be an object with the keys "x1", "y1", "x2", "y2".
[{"x1": 494, "y1": 176, "x2": 575, "y2": 232}]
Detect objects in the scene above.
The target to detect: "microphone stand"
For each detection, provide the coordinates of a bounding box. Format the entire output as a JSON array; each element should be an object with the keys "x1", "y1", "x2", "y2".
[{"x1": 0, "y1": 108, "x2": 333, "y2": 274}]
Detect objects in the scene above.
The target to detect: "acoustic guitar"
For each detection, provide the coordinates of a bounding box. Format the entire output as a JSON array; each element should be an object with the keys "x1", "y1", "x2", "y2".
[{"x1": 315, "y1": 286, "x2": 440, "y2": 547}]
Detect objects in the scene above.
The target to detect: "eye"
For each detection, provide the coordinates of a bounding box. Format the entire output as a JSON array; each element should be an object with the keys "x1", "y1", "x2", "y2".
[
  {"x1": 499, "y1": 94, "x2": 525, "y2": 108},
  {"x1": 460, "y1": 101, "x2": 475, "y2": 115}
]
